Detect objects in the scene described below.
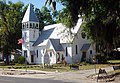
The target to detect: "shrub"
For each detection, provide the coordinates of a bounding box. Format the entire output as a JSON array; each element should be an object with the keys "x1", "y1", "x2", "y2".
[
  {"x1": 70, "y1": 64, "x2": 79, "y2": 70},
  {"x1": 70, "y1": 64, "x2": 79, "y2": 67},
  {"x1": 18, "y1": 56, "x2": 25, "y2": 64},
  {"x1": 96, "y1": 53, "x2": 107, "y2": 64}
]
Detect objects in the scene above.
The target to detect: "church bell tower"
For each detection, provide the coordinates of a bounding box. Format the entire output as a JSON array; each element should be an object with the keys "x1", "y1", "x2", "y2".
[{"x1": 22, "y1": 4, "x2": 39, "y2": 64}]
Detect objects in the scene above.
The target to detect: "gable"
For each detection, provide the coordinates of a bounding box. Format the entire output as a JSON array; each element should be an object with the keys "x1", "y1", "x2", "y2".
[
  {"x1": 33, "y1": 18, "x2": 83, "y2": 46},
  {"x1": 33, "y1": 28, "x2": 54, "y2": 46},
  {"x1": 49, "y1": 39, "x2": 64, "y2": 52}
]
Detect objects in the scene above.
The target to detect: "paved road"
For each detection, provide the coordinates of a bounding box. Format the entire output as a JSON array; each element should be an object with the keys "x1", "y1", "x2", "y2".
[
  {"x1": 0, "y1": 67, "x2": 115, "y2": 83},
  {"x1": 0, "y1": 76, "x2": 74, "y2": 83}
]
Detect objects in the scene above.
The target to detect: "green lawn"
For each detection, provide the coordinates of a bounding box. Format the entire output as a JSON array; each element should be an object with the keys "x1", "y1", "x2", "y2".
[
  {"x1": 25, "y1": 64, "x2": 110, "y2": 72},
  {"x1": 79, "y1": 64, "x2": 109, "y2": 70},
  {"x1": 107, "y1": 60, "x2": 120, "y2": 64},
  {"x1": 0, "y1": 60, "x2": 119, "y2": 72},
  {"x1": 0, "y1": 64, "x2": 109, "y2": 72}
]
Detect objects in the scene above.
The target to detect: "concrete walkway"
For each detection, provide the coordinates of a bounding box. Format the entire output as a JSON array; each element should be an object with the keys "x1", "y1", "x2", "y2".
[{"x1": 0, "y1": 67, "x2": 117, "y2": 83}]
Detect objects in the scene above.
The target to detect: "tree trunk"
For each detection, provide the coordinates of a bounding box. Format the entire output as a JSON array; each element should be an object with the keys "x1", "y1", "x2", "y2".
[{"x1": 3, "y1": 50, "x2": 10, "y2": 65}]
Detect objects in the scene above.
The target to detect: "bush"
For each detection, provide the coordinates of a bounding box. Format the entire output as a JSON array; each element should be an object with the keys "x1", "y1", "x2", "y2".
[
  {"x1": 18, "y1": 56, "x2": 25, "y2": 64},
  {"x1": 70, "y1": 64, "x2": 79, "y2": 70},
  {"x1": 96, "y1": 53, "x2": 107, "y2": 64}
]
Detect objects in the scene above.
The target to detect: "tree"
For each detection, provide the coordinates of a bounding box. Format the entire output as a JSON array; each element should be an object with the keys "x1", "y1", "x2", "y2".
[
  {"x1": 0, "y1": 1, "x2": 24, "y2": 64},
  {"x1": 81, "y1": 0, "x2": 120, "y2": 53},
  {"x1": 35, "y1": 8, "x2": 43, "y2": 30},
  {"x1": 45, "y1": 0, "x2": 56, "y2": 11},
  {"x1": 46, "y1": 0, "x2": 120, "y2": 53},
  {"x1": 41, "y1": 6, "x2": 56, "y2": 25},
  {"x1": 35, "y1": 6, "x2": 56, "y2": 30}
]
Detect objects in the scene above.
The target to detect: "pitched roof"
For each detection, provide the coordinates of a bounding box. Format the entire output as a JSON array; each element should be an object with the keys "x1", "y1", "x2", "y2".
[
  {"x1": 81, "y1": 44, "x2": 91, "y2": 51},
  {"x1": 33, "y1": 19, "x2": 82, "y2": 46},
  {"x1": 33, "y1": 28, "x2": 54, "y2": 46},
  {"x1": 22, "y1": 4, "x2": 39, "y2": 23},
  {"x1": 49, "y1": 39, "x2": 64, "y2": 52},
  {"x1": 33, "y1": 24, "x2": 60, "y2": 46}
]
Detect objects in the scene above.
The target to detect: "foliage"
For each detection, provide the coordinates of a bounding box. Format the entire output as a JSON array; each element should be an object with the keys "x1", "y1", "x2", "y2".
[
  {"x1": 35, "y1": 6, "x2": 56, "y2": 30},
  {"x1": 107, "y1": 60, "x2": 120, "y2": 64},
  {"x1": 96, "y1": 53, "x2": 107, "y2": 64},
  {"x1": 107, "y1": 51, "x2": 120, "y2": 60},
  {"x1": 45, "y1": 0, "x2": 56, "y2": 11},
  {"x1": 41, "y1": 6, "x2": 56, "y2": 25},
  {"x1": 0, "y1": 1, "x2": 24, "y2": 64},
  {"x1": 0, "y1": 1, "x2": 56, "y2": 64},
  {"x1": 50, "y1": 0, "x2": 120, "y2": 54},
  {"x1": 82, "y1": 0, "x2": 120, "y2": 53},
  {"x1": 18, "y1": 56, "x2": 25, "y2": 64}
]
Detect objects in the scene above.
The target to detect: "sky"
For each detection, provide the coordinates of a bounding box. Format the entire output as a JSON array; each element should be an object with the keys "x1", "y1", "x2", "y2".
[{"x1": 6, "y1": 0, "x2": 63, "y2": 10}]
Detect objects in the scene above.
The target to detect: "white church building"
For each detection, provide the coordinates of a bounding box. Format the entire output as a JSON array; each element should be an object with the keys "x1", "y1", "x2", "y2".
[{"x1": 21, "y1": 4, "x2": 96, "y2": 65}]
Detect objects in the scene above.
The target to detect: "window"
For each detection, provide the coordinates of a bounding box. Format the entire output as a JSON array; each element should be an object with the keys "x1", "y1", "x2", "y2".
[
  {"x1": 27, "y1": 23, "x2": 28, "y2": 28},
  {"x1": 66, "y1": 47, "x2": 68, "y2": 57},
  {"x1": 57, "y1": 53, "x2": 60, "y2": 62},
  {"x1": 36, "y1": 50, "x2": 38, "y2": 58},
  {"x1": 75, "y1": 45, "x2": 78, "y2": 54},
  {"x1": 33, "y1": 23, "x2": 35, "y2": 28},
  {"x1": 22, "y1": 24, "x2": 24, "y2": 29},
  {"x1": 33, "y1": 30, "x2": 35, "y2": 38},
  {"x1": 24, "y1": 32, "x2": 27, "y2": 40},
  {"x1": 24, "y1": 23, "x2": 26, "y2": 28},
  {"x1": 50, "y1": 52, "x2": 52, "y2": 57},
  {"x1": 81, "y1": 32, "x2": 86, "y2": 39},
  {"x1": 30, "y1": 23, "x2": 32, "y2": 28},
  {"x1": 62, "y1": 54, "x2": 64, "y2": 61},
  {"x1": 36, "y1": 24, "x2": 38, "y2": 28},
  {"x1": 24, "y1": 50, "x2": 27, "y2": 57},
  {"x1": 90, "y1": 50, "x2": 92, "y2": 54},
  {"x1": 42, "y1": 49, "x2": 45, "y2": 54}
]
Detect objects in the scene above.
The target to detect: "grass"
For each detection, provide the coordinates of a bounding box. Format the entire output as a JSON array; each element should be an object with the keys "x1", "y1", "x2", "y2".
[
  {"x1": 0, "y1": 63, "x2": 110, "y2": 72},
  {"x1": 107, "y1": 60, "x2": 120, "y2": 64},
  {"x1": 79, "y1": 64, "x2": 109, "y2": 70},
  {"x1": 28, "y1": 64, "x2": 111, "y2": 72},
  {"x1": 108, "y1": 69, "x2": 120, "y2": 75},
  {"x1": 0, "y1": 60, "x2": 119, "y2": 72}
]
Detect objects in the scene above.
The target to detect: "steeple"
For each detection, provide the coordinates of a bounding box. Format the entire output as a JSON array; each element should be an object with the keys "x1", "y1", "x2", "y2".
[
  {"x1": 21, "y1": 3, "x2": 40, "y2": 64},
  {"x1": 22, "y1": 4, "x2": 39, "y2": 23}
]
